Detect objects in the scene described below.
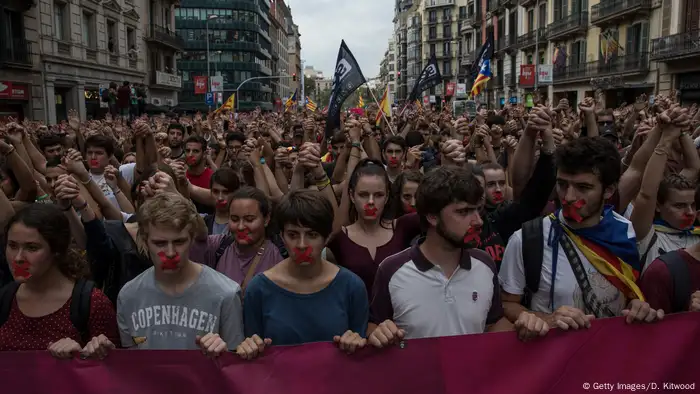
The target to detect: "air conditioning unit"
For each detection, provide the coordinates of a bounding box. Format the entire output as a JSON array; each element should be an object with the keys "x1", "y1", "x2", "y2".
[{"x1": 151, "y1": 98, "x2": 162, "y2": 105}]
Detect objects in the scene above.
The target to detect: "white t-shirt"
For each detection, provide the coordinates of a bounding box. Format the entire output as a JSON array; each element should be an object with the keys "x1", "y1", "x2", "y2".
[
  {"x1": 90, "y1": 172, "x2": 119, "y2": 209},
  {"x1": 119, "y1": 163, "x2": 137, "y2": 187},
  {"x1": 499, "y1": 213, "x2": 632, "y2": 316},
  {"x1": 637, "y1": 227, "x2": 700, "y2": 271}
]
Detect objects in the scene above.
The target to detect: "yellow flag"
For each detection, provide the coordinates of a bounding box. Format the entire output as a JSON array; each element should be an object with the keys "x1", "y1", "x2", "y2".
[{"x1": 215, "y1": 93, "x2": 235, "y2": 113}]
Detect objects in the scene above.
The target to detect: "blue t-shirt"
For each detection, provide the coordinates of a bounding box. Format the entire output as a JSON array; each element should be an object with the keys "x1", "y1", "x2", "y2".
[{"x1": 243, "y1": 267, "x2": 368, "y2": 345}]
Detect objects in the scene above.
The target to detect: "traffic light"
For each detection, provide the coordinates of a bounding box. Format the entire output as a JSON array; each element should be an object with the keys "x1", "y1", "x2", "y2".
[
  {"x1": 397, "y1": 71, "x2": 401, "y2": 80},
  {"x1": 292, "y1": 73, "x2": 297, "y2": 82}
]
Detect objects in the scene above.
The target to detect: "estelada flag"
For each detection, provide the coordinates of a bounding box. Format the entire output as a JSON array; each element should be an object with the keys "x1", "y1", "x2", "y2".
[{"x1": 215, "y1": 93, "x2": 234, "y2": 113}]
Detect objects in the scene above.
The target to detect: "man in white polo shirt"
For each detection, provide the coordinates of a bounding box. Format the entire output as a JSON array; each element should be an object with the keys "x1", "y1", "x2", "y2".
[{"x1": 368, "y1": 166, "x2": 549, "y2": 347}]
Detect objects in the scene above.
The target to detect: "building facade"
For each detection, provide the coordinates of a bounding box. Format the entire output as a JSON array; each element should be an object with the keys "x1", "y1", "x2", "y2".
[
  {"x1": 270, "y1": 0, "x2": 292, "y2": 109},
  {"x1": 143, "y1": 0, "x2": 183, "y2": 108},
  {"x1": 288, "y1": 22, "x2": 301, "y2": 95},
  {"x1": 40, "y1": 0, "x2": 149, "y2": 123},
  {"x1": 0, "y1": 0, "x2": 43, "y2": 121},
  {"x1": 176, "y1": 0, "x2": 274, "y2": 111},
  {"x1": 379, "y1": 37, "x2": 397, "y2": 102},
  {"x1": 652, "y1": 0, "x2": 700, "y2": 104}
]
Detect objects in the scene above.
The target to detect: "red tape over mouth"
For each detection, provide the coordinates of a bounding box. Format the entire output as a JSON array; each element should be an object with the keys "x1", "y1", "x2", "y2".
[
  {"x1": 463, "y1": 227, "x2": 482, "y2": 246},
  {"x1": 292, "y1": 246, "x2": 313, "y2": 265},
  {"x1": 216, "y1": 199, "x2": 228, "y2": 208},
  {"x1": 562, "y1": 199, "x2": 585, "y2": 223},
  {"x1": 186, "y1": 156, "x2": 197, "y2": 165},
  {"x1": 11, "y1": 260, "x2": 31, "y2": 279},
  {"x1": 492, "y1": 191, "x2": 504, "y2": 202},
  {"x1": 681, "y1": 214, "x2": 696, "y2": 229},
  {"x1": 363, "y1": 204, "x2": 378, "y2": 217},
  {"x1": 89, "y1": 159, "x2": 100, "y2": 168},
  {"x1": 388, "y1": 158, "x2": 399, "y2": 166},
  {"x1": 236, "y1": 230, "x2": 253, "y2": 243},
  {"x1": 404, "y1": 204, "x2": 416, "y2": 213},
  {"x1": 157, "y1": 252, "x2": 181, "y2": 271}
]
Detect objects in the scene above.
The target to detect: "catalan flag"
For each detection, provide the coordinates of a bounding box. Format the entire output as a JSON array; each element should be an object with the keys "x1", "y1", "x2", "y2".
[
  {"x1": 553, "y1": 45, "x2": 567, "y2": 69},
  {"x1": 605, "y1": 31, "x2": 624, "y2": 57},
  {"x1": 470, "y1": 58, "x2": 491, "y2": 98},
  {"x1": 214, "y1": 93, "x2": 235, "y2": 113},
  {"x1": 375, "y1": 86, "x2": 391, "y2": 127},
  {"x1": 285, "y1": 89, "x2": 298, "y2": 112},
  {"x1": 305, "y1": 96, "x2": 317, "y2": 112},
  {"x1": 358, "y1": 95, "x2": 365, "y2": 108}
]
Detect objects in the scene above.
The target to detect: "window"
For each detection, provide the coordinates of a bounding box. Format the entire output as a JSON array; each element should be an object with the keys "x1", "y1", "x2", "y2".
[
  {"x1": 127, "y1": 27, "x2": 136, "y2": 52},
  {"x1": 459, "y1": 6, "x2": 467, "y2": 18},
  {"x1": 54, "y1": 2, "x2": 67, "y2": 41},
  {"x1": 429, "y1": 26, "x2": 437, "y2": 38},
  {"x1": 443, "y1": 24, "x2": 452, "y2": 38},
  {"x1": 527, "y1": 54, "x2": 533, "y2": 64},
  {"x1": 443, "y1": 60, "x2": 451, "y2": 75},
  {"x1": 443, "y1": 41, "x2": 451, "y2": 55},
  {"x1": 430, "y1": 43, "x2": 436, "y2": 56},
  {"x1": 528, "y1": 10, "x2": 534, "y2": 31},
  {"x1": 107, "y1": 20, "x2": 116, "y2": 53},
  {"x1": 443, "y1": 8, "x2": 451, "y2": 20},
  {"x1": 429, "y1": 10, "x2": 437, "y2": 22},
  {"x1": 82, "y1": 12, "x2": 95, "y2": 49},
  {"x1": 538, "y1": 3, "x2": 547, "y2": 28}
]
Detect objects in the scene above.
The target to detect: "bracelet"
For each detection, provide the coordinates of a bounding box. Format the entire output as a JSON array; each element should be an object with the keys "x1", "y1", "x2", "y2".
[
  {"x1": 112, "y1": 188, "x2": 122, "y2": 195},
  {"x1": 260, "y1": 157, "x2": 266, "y2": 165},
  {"x1": 315, "y1": 177, "x2": 331, "y2": 189},
  {"x1": 35, "y1": 193, "x2": 49, "y2": 201},
  {"x1": 3, "y1": 146, "x2": 16, "y2": 156},
  {"x1": 79, "y1": 177, "x2": 91, "y2": 185},
  {"x1": 350, "y1": 153, "x2": 362, "y2": 159},
  {"x1": 351, "y1": 142, "x2": 362, "y2": 149},
  {"x1": 73, "y1": 201, "x2": 89, "y2": 211},
  {"x1": 653, "y1": 147, "x2": 668, "y2": 156}
]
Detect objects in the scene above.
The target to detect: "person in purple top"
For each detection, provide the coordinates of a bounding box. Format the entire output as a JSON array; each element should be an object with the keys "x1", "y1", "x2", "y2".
[
  {"x1": 327, "y1": 159, "x2": 421, "y2": 301},
  {"x1": 190, "y1": 187, "x2": 283, "y2": 292}
]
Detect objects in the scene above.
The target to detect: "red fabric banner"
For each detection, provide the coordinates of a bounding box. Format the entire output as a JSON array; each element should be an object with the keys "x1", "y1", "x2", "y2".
[
  {"x1": 520, "y1": 64, "x2": 536, "y2": 86},
  {"x1": 194, "y1": 76, "x2": 208, "y2": 95},
  {"x1": 1, "y1": 314, "x2": 699, "y2": 394}
]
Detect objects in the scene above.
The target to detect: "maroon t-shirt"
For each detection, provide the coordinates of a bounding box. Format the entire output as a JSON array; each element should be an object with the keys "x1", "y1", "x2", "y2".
[
  {"x1": 186, "y1": 167, "x2": 214, "y2": 189},
  {"x1": 638, "y1": 249, "x2": 700, "y2": 313},
  {"x1": 328, "y1": 213, "x2": 421, "y2": 300},
  {"x1": 0, "y1": 288, "x2": 120, "y2": 350}
]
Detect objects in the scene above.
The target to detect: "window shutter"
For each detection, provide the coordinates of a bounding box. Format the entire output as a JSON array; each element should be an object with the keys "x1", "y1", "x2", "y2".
[
  {"x1": 640, "y1": 21, "x2": 649, "y2": 54},
  {"x1": 625, "y1": 25, "x2": 634, "y2": 56},
  {"x1": 581, "y1": 40, "x2": 587, "y2": 64},
  {"x1": 562, "y1": 0, "x2": 568, "y2": 18},
  {"x1": 554, "y1": 0, "x2": 561, "y2": 20}
]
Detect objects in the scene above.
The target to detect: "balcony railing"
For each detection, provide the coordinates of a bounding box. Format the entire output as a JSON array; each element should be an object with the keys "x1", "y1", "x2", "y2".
[
  {"x1": 468, "y1": 12, "x2": 481, "y2": 28},
  {"x1": 548, "y1": 11, "x2": 588, "y2": 40},
  {"x1": 517, "y1": 28, "x2": 548, "y2": 50},
  {"x1": 503, "y1": 34, "x2": 517, "y2": 52},
  {"x1": 152, "y1": 70, "x2": 182, "y2": 89},
  {"x1": 488, "y1": 0, "x2": 500, "y2": 13},
  {"x1": 425, "y1": 0, "x2": 455, "y2": 8},
  {"x1": 147, "y1": 25, "x2": 185, "y2": 50},
  {"x1": 426, "y1": 16, "x2": 438, "y2": 24},
  {"x1": 493, "y1": 74, "x2": 504, "y2": 88},
  {"x1": 552, "y1": 52, "x2": 649, "y2": 83},
  {"x1": 496, "y1": 36, "x2": 505, "y2": 53},
  {"x1": 651, "y1": 30, "x2": 700, "y2": 62},
  {"x1": 500, "y1": 0, "x2": 517, "y2": 8},
  {"x1": 0, "y1": 37, "x2": 32, "y2": 68},
  {"x1": 519, "y1": 0, "x2": 536, "y2": 6},
  {"x1": 460, "y1": 51, "x2": 476, "y2": 66},
  {"x1": 591, "y1": 0, "x2": 651, "y2": 26}
]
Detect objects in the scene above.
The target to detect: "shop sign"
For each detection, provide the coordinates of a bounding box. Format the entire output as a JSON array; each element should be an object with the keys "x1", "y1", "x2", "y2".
[
  {"x1": 0, "y1": 81, "x2": 29, "y2": 100},
  {"x1": 519, "y1": 65, "x2": 535, "y2": 86}
]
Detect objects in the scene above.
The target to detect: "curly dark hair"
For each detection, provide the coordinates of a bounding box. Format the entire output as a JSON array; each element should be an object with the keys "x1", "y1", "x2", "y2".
[
  {"x1": 4, "y1": 204, "x2": 89, "y2": 279},
  {"x1": 554, "y1": 136, "x2": 621, "y2": 189},
  {"x1": 416, "y1": 166, "x2": 483, "y2": 229}
]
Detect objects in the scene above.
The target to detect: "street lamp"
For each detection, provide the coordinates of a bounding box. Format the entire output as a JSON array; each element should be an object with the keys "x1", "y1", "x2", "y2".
[{"x1": 206, "y1": 14, "x2": 219, "y2": 99}]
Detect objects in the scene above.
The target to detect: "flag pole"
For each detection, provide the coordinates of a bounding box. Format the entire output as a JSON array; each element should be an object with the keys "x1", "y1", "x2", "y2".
[{"x1": 367, "y1": 84, "x2": 397, "y2": 136}]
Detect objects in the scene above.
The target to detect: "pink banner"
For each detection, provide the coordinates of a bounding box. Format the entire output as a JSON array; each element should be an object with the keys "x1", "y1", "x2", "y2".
[{"x1": 1, "y1": 314, "x2": 699, "y2": 394}]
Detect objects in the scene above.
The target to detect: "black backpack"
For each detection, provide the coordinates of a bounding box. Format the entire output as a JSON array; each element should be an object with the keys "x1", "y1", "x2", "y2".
[
  {"x1": 101, "y1": 89, "x2": 110, "y2": 103},
  {"x1": 654, "y1": 251, "x2": 693, "y2": 313},
  {"x1": 520, "y1": 218, "x2": 545, "y2": 308},
  {"x1": 214, "y1": 236, "x2": 235, "y2": 270},
  {"x1": 0, "y1": 278, "x2": 95, "y2": 343}
]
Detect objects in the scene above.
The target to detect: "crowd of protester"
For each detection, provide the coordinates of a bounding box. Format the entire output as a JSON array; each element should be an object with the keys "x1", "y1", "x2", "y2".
[{"x1": 1, "y1": 90, "x2": 699, "y2": 360}]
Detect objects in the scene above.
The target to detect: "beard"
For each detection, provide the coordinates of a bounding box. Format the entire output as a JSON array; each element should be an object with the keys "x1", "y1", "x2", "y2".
[
  {"x1": 435, "y1": 218, "x2": 481, "y2": 249},
  {"x1": 576, "y1": 195, "x2": 605, "y2": 223}
]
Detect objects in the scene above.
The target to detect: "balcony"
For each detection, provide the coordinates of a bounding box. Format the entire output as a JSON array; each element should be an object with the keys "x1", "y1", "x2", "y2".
[
  {"x1": 519, "y1": 0, "x2": 536, "y2": 6},
  {"x1": 151, "y1": 70, "x2": 182, "y2": 90},
  {"x1": 425, "y1": 0, "x2": 455, "y2": 8},
  {"x1": 425, "y1": 34, "x2": 452, "y2": 42},
  {"x1": 517, "y1": 28, "x2": 548, "y2": 51},
  {"x1": 435, "y1": 51, "x2": 453, "y2": 60},
  {"x1": 548, "y1": 12, "x2": 589, "y2": 41},
  {"x1": 460, "y1": 51, "x2": 476, "y2": 66},
  {"x1": 651, "y1": 30, "x2": 700, "y2": 62},
  {"x1": 591, "y1": 0, "x2": 651, "y2": 27},
  {"x1": 488, "y1": 0, "x2": 503, "y2": 14},
  {"x1": 552, "y1": 52, "x2": 649, "y2": 84},
  {"x1": 500, "y1": 0, "x2": 517, "y2": 8},
  {"x1": 492, "y1": 74, "x2": 504, "y2": 89},
  {"x1": 146, "y1": 25, "x2": 185, "y2": 51},
  {"x1": 426, "y1": 16, "x2": 438, "y2": 25},
  {"x1": 467, "y1": 12, "x2": 481, "y2": 28},
  {"x1": 503, "y1": 34, "x2": 517, "y2": 53},
  {"x1": 0, "y1": 37, "x2": 32, "y2": 69}
]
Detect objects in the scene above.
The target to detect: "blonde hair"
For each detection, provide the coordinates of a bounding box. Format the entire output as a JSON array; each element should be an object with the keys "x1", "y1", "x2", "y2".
[{"x1": 136, "y1": 192, "x2": 205, "y2": 254}]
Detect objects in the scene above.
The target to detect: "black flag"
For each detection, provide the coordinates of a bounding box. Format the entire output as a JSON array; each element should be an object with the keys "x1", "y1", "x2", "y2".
[
  {"x1": 469, "y1": 33, "x2": 494, "y2": 88},
  {"x1": 408, "y1": 55, "x2": 442, "y2": 102},
  {"x1": 325, "y1": 40, "x2": 367, "y2": 137}
]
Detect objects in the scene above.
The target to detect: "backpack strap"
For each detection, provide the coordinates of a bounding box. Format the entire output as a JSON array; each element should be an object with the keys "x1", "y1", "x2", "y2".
[
  {"x1": 521, "y1": 217, "x2": 545, "y2": 308},
  {"x1": 0, "y1": 282, "x2": 21, "y2": 328},
  {"x1": 640, "y1": 231, "x2": 659, "y2": 267},
  {"x1": 203, "y1": 214, "x2": 215, "y2": 235},
  {"x1": 70, "y1": 278, "x2": 95, "y2": 345},
  {"x1": 657, "y1": 251, "x2": 692, "y2": 313},
  {"x1": 214, "y1": 236, "x2": 235, "y2": 271}
]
